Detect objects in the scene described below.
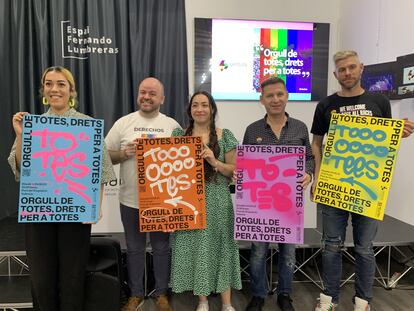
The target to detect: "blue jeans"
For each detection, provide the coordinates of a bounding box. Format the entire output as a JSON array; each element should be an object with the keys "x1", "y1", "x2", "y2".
[
  {"x1": 320, "y1": 204, "x2": 378, "y2": 304},
  {"x1": 249, "y1": 241, "x2": 296, "y2": 297},
  {"x1": 120, "y1": 204, "x2": 170, "y2": 297}
]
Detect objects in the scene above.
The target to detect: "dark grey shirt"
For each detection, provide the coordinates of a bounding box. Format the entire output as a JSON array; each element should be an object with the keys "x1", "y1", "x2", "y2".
[{"x1": 242, "y1": 113, "x2": 314, "y2": 176}]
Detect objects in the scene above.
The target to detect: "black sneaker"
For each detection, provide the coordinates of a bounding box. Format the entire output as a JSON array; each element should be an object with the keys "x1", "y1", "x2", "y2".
[
  {"x1": 245, "y1": 296, "x2": 264, "y2": 311},
  {"x1": 277, "y1": 294, "x2": 295, "y2": 311}
]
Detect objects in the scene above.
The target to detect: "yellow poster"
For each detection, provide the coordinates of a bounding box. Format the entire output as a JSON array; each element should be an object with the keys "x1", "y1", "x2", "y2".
[{"x1": 314, "y1": 113, "x2": 404, "y2": 220}]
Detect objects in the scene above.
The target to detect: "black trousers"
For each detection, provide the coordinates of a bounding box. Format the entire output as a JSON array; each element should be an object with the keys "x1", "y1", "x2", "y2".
[{"x1": 25, "y1": 222, "x2": 91, "y2": 311}]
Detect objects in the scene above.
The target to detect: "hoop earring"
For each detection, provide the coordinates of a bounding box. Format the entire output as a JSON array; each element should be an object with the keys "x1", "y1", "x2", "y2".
[
  {"x1": 42, "y1": 97, "x2": 49, "y2": 105},
  {"x1": 68, "y1": 98, "x2": 75, "y2": 108}
]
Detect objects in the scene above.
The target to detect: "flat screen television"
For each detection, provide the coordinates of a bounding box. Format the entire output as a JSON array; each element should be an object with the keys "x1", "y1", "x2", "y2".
[
  {"x1": 362, "y1": 73, "x2": 394, "y2": 92},
  {"x1": 361, "y1": 62, "x2": 397, "y2": 99},
  {"x1": 194, "y1": 18, "x2": 330, "y2": 101}
]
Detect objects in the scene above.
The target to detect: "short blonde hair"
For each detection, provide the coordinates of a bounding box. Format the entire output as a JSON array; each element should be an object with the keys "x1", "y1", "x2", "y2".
[
  {"x1": 333, "y1": 50, "x2": 359, "y2": 64},
  {"x1": 40, "y1": 66, "x2": 78, "y2": 107}
]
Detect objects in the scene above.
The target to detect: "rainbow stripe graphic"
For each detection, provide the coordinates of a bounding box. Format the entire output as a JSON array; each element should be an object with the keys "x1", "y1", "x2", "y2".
[
  {"x1": 141, "y1": 133, "x2": 157, "y2": 138},
  {"x1": 253, "y1": 28, "x2": 313, "y2": 94}
]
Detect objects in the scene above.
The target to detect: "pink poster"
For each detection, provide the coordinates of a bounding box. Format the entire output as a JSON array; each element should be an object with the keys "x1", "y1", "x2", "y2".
[{"x1": 235, "y1": 145, "x2": 305, "y2": 244}]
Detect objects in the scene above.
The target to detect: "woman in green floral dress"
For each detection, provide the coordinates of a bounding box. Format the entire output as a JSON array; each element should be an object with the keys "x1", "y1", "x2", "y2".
[{"x1": 170, "y1": 91, "x2": 241, "y2": 311}]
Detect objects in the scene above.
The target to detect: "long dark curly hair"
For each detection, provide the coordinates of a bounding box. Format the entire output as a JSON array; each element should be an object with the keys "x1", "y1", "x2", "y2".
[{"x1": 185, "y1": 91, "x2": 220, "y2": 182}]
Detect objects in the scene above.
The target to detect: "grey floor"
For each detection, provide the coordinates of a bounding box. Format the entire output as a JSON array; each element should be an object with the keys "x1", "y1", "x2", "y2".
[
  {"x1": 2, "y1": 215, "x2": 414, "y2": 311},
  {"x1": 129, "y1": 282, "x2": 414, "y2": 311},
  {"x1": 2, "y1": 253, "x2": 414, "y2": 311},
  {"x1": 126, "y1": 250, "x2": 414, "y2": 311}
]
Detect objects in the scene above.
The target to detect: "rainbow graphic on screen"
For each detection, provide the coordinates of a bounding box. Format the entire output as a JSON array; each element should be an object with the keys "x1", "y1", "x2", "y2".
[
  {"x1": 141, "y1": 133, "x2": 157, "y2": 138},
  {"x1": 253, "y1": 28, "x2": 313, "y2": 95}
]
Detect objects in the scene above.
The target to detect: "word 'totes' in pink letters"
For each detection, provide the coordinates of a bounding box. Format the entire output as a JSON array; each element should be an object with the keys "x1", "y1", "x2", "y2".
[
  {"x1": 31, "y1": 129, "x2": 92, "y2": 203},
  {"x1": 238, "y1": 154, "x2": 300, "y2": 212}
]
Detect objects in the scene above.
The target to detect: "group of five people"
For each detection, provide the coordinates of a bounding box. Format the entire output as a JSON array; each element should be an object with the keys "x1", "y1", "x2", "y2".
[{"x1": 9, "y1": 50, "x2": 414, "y2": 311}]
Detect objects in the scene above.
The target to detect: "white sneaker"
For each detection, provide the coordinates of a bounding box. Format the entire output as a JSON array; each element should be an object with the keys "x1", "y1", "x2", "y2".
[
  {"x1": 196, "y1": 302, "x2": 209, "y2": 311},
  {"x1": 222, "y1": 306, "x2": 236, "y2": 311},
  {"x1": 315, "y1": 293, "x2": 336, "y2": 311},
  {"x1": 354, "y1": 297, "x2": 370, "y2": 311}
]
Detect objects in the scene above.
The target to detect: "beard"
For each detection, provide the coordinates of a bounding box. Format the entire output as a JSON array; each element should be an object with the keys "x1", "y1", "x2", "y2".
[
  {"x1": 138, "y1": 99, "x2": 160, "y2": 113},
  {"x1": 339, "y1": 76, "x2": 361, "y2": 90}
]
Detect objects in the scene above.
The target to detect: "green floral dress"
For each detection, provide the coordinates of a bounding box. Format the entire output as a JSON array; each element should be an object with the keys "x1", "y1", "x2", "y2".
[{"x1": 170, "y1": 128, "x2": 242, "y2": 296}]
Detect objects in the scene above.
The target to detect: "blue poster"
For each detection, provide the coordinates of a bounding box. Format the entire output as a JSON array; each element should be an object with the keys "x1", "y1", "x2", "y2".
[{"x1": 18, "y1": 114, "x2": 104, "y2": 223}]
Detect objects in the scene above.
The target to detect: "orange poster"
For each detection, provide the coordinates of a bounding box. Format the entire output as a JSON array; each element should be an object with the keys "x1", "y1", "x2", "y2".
[{"x1": 136, "y1": 136, "x2": 206, "y2": 232}]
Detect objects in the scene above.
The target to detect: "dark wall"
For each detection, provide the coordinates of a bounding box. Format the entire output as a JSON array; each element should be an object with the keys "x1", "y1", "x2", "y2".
[{"x1": 0, "y1": 0, "x2": 189, "y2": 219}]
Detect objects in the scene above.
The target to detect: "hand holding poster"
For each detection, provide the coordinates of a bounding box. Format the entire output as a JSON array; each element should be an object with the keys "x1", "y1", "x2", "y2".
[
  {"x1": 314, "y1": 113, "x2": 404, "y2": 220},
  {"x1": 136, "y1": 136, "x2": 206, "y2": 232},
  {"x1": 18, "y1": 115, "x2": 104, "y2": 223},
  {"x1": 235, "y1": 145, "x2": 305, "y2": 244}
]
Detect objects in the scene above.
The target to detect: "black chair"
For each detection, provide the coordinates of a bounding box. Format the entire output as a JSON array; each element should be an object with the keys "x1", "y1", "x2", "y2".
[{"x1": 84, "y1": 237, "x2": 123, "y2": 311}]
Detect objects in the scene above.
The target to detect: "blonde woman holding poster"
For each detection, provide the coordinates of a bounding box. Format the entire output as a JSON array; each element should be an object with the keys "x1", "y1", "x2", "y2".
[{"x1": 8, "y1": 66, "x2": 115, "y2": 311}]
